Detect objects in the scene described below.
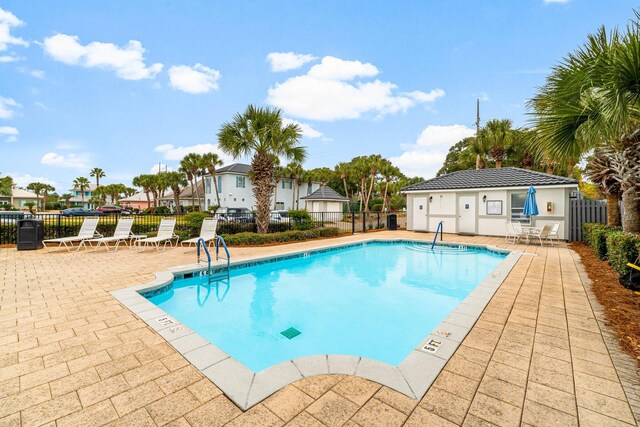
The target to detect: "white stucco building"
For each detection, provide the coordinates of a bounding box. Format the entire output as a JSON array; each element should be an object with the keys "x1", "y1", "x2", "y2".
[
  {"x1": 301, "y1": 186, "x2": 349, "y2": 219},
  {"x1": 402, "y1": 168, "x2": 578, "y2": 240},
  {"x1": 203, "y1": 163, "x2": 320, "y2": 211}
]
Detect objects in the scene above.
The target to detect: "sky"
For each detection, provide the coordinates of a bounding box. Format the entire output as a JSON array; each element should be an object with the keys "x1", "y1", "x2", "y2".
[{"x1": 1, "y1": 0, "x2": 638, "y2": 192}]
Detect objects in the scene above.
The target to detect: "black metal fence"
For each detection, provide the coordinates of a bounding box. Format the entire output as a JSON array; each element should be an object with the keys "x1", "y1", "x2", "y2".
[{"x1": 0, "y1": 211, "x2": 407, "y2": 245}]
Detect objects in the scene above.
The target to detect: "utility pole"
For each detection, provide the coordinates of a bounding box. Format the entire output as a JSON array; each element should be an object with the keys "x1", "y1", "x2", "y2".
[{"x1": 475, "y1": 98, "x2": 480, "y2": 135}]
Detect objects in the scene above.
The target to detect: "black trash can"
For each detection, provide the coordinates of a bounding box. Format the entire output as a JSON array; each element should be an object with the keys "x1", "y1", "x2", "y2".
[
  {"x1": 386, "y1": 214, "x2": 398, "y2": 230},
  {"x1": 17, "y1": 218, "x2": 44, "y2": 250}
]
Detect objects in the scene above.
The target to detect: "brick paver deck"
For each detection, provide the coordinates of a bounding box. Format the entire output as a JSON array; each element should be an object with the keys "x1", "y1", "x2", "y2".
[{"x1": 0, "y1": 231, "x2": 637, "y2": 426}]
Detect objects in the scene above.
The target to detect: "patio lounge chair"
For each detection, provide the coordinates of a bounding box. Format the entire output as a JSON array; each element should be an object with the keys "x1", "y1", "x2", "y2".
[
  {"x1": 43, "y1": 217, "x2": 102, "y2": 252},
  {"x1": 181, "y1": 218, "x2": 218, "y2": 252},
  {"x1": 547, "y1": 223, "x2": 560, "y2": 245},
  {"x1": 528, "y1": 224, "x2": 553, "y2": 246},
  {"x1": 511, "y1": 222, "x2": 525, "y2": 243},
  {"x1": 87, "y1": 218, "x2": 146, "y2": 252},
  {"x1": 505, "y1": 221, "x2": 519, "y2": 243},
  {"x1": 134, "y1": 217, "x2": 178, "y2": 252}
]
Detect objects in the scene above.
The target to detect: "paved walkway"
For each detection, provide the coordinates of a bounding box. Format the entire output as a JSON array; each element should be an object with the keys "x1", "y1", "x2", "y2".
[{"x1": 0, "y1": 232, "x2": 637, "y2": 426}]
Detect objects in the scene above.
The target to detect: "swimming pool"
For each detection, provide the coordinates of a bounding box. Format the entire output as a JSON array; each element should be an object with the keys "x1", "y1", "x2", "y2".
[
  {"x1": 114, "y1": 238, "x2": 520, "y2": 408},
  {"x1": 145, "y1": 241, "x2": 505, "y2": 372}
]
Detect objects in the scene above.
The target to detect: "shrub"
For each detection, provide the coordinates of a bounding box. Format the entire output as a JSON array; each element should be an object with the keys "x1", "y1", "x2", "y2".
[
  {"x1": 154, "y1": 206, "x2": 171, "y2": 214},
  {"x1": 371, "y1": 203, "x2": 383, "y2": 212},
  {"x1": 289, "y1": 209, "x2": 313, "y2": 230},
  {"x1": 221, "y1": 227, "x2": 340, "y2": 246},
  {"x1": 605, "y1": 231, "x2": 640, "y2": 277},
  {"x1": 583, "y1": 223, "x2": 620, "y2": 260},
  {"x1": 184, "y1": 212, "x2": 210, "y2": 237},
  {"x1": 216, "y1": 222, "x2": 257, "y2": 235}
]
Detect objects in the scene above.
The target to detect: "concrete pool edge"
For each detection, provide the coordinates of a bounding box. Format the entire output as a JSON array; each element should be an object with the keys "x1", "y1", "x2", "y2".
[{"x1": 111, "y1": 238, "x2": 523, "y2": 410}]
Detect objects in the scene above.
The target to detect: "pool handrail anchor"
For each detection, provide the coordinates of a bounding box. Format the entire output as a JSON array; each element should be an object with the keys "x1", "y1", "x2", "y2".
[
  {"x1": 431, "y1": 221, "x2": 444, "y2": 250},
  {"x1": 196, "y1": 237, "x2": 211, "y2": 273},
  {"x1": 215, "y1": 235, "x2": 230, "y2": 277}
]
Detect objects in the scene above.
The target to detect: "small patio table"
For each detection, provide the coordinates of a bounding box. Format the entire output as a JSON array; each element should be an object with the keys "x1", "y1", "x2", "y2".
[{"x1": 520, "y1": 226, "x2": 541, "y2": 244}]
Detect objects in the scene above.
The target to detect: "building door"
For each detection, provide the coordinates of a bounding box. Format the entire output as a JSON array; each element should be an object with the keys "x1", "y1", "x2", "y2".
[
  {"x1": 412, "y1": 196, "x2": 428, "y2": 231},
  {"x1": 458, "y1": 195, "x2": 476, "y2": 234}
]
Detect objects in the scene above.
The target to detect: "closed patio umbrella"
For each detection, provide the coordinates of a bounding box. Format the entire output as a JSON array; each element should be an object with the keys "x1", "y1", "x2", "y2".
[{"x1": 523, "y1": 186, "x2": 539, "y2": 217}]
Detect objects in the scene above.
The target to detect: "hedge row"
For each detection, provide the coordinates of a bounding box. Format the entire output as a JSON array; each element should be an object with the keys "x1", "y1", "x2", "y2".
[
  {"x1": 582, "y1": 223, "x2": 640, "y2": 278},
  {"x1": 220, "y1": 227, "x2": 341, "y2": 246}
]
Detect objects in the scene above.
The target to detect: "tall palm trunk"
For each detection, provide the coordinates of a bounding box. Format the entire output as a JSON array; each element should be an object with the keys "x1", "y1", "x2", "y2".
[
  {"x1": 364, "y1": 174, "x2": 375, "y2": 213},
  {"x1": 291, "y1": 179, "x2": 296, "y2": 209},
  {"x1": 212, "y1": 173, "x2": 221, "y2": 206},
  {"x1": 273, "y1": 179, "x2": 279, "y2": 210},
  {"x1": 198, "y1": 175, "x2": 205, "y2": 211},
  {"x1": 172, "y1": 188, "x2": 181, "y2": 213},
  {"x1": 342, "y1": 177, "x2": 350, "y2": 212},
  {"x1": 495, "y1": 160, "x2": 502, "y2": 168},
  {"x1": 606, "y1": 192, "x2": 621, "y2": 226},
  {"x1": 382, "y1": 180, "x2": 390, "y2": 212},
  {"x1": 621, "y1": 187, "x2": 640, "y2": 233},
  {"x1": 145, "y1": 191, "x2": 151, "y2": 209},
  {"x1": 475, "y1": 154, "x2": 482, "y2": 170},
  {"x1": 252, "y1": 152, "x2": 275, "y2": 233}
]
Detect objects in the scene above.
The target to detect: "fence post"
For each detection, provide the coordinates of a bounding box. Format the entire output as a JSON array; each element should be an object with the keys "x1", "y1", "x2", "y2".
[
  {"x1": 362, "y1": 212, "x2": 366, "y2": 233},
  {"x1": 351, "y1": 212, "x2": 355, "y2": 234},
  {"x1": 57, "y1": 214, "x2": 61, "y2": 238}
]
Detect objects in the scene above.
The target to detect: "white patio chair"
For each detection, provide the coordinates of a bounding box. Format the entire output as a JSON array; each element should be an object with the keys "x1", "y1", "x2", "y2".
[
  {"x1": 181, "y1": 218, "x2": 218, "y2": 252},
  {"x1": 134, "y1": 217, "x2": 178, "y2": 252},
  {"x1": 529, "y1": 224, "x2": 553, "y2": 246},
  {"x1": 43, "y1": 217, "x2": 102, "y2": 252},
  {"x1": 547, "y1": 223, "x2": 560, "y2": 245},
  {"x1": 505, "y1": 221, "x2": 518, "y2": 243},
  {"x1": 511, "y1": 222, "x2": 525, "y2": 243},
  {"x1": 87, "y1": 218, "x2": 146, "y2": 252}
]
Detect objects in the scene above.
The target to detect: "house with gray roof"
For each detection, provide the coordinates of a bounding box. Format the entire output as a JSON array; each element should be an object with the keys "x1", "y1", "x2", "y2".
[
  {"x1": 301, "y1": 187, "x2": 349, "y2": 218},
  {"x1": 401, "y1": 168, "x2": 578, "y2": 240}
]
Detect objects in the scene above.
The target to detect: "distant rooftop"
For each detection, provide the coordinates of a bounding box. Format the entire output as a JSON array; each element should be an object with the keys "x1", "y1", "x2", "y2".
[
  {"x1": 402, "y1": 167, "x2": 578, "y2": 192},
  {"x1": 216, "y1": 163, "x2": 251, "y2": 174},
  {"x1": 301, "y1": 186, "x2": 349, "y2": 201}
]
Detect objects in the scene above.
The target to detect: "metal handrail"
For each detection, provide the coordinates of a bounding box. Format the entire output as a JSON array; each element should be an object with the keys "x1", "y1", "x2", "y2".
[
  {"x1": 196, "y1": 238, "x2": 211, "y2": 272},
  {"x1": 431, "y1": 221, "x2": 443, "y2": 249},
  {"x1": 215, "y1": 235, "x2": 230, "y2": 273}
]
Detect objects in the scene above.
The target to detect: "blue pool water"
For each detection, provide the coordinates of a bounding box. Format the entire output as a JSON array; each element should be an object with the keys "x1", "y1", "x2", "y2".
[{"x1": 147, "y1": 241, "x2": 505, "y2": 372}]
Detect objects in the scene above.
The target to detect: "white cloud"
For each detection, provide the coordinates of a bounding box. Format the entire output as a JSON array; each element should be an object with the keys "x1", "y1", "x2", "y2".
[
  {"x1": 0, "y1": 126, "x2": 18, "y2": 143},
  {"x1": 267, "y1": 55, "x2": 445, "y2": 121},
  {"x1": 0, "y1": 55, "x2": 21, "y2": 62},
  {"x1": 282, "y1": 118, "x2": 322, "y2": 138},
  {"x1": 18, "y1": 67, "x2": 45, "y2": 79},
  {"x1": 154, "y1": 143, "x2": 233, "y2": 163},
  {"x1": 168, "y1": 64, "x2": 221, "y2": 94},
  {"x1": 42, "y1": 34, "x2": 163, "y2": 80},
  {"x1": 0, "y1": 96, "x2": 20, "y2": 119},
  {"x1": 390, "y1": 124, "x2": 475, "y2": 178},
  {"x1": 6, "y1": 172, "x2": 58, "y2": 189},
  {"x1": 40, "y1": 152, "x2": 90, "y2": 169},
  {"x1": 267, "y1": 52, "x2": 317, "y2": 72},
  {"x1": 474, "y1": 91, "x2": 490, "y2": 102},
  {"x1": 0, "y1": 8, "x2": 28, "y2": 52}
]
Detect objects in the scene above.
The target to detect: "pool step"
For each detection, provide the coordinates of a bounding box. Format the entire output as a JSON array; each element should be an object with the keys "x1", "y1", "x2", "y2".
[{"x1": 406, "y1": 244, "x2": 471, "y2": 253}]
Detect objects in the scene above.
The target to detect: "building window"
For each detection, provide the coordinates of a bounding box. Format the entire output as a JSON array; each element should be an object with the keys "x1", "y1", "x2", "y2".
[
  {"x1": 205, "y1": 177, "x2": 211, "y2": 194},
  {"x1": 275, "y1": 202, "x2": 284, "y2": 210},
  {"x1": 307, "y1": 185, "x2": 312, "y2": 195},
  {"x1": 236, "y1": 176, "x2": 246, "y2": 188},
  {"x1": 217, "y1": 176, "x2": 222, "y2": 192},
  {"x1": 281, "y1": 180, "x2": 285, "y2": 189},
  {"x1": 510, "y1": 193, "x2": 530, "y2": 224}
]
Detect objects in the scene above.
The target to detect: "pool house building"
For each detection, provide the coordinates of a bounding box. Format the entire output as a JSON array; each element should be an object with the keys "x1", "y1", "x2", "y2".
[{"x1": 402, "y1": 168, "x2": 578, "y2": 240}]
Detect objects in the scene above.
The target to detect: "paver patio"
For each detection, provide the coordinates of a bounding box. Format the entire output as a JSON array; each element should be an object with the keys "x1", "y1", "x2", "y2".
[{"x1": 0, "y1": 231, "x2": 638, "y2": 426}]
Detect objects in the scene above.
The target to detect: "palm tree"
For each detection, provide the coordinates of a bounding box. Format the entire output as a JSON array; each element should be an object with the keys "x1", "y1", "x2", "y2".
[
  {"x1": 89, "y1": 167, "x2": 105, "y2": 188},
  {"x1": 132, "y1": 174, "x2": 154, "y2": 209},
  {"x1": 26, "y1": 182, "x2": 46, "y2": 211},
  {"x1": 60, "y1": 193, "x2": 73, "y2": 208},
  {"x1": 163, "y1": 171, "x2": 188, "y2": 213},
  {"x1": 0, "y1": 176, "x2": 14, "y2": 197},
  {"x1": 42, "y1": 184, "x2": 55, "y2": 210},
  {"x1": 73, "y1": 177, "x2": 91, "y2": 207},
  {"x1": 202, "y1": 152, "x2": 224, "y2": 207},
  {"x1": 585, "y1": 149, "x2": 622, "y2": 226},
  {"x1": 379, "y1": 161, "x2": 401, "y2": 212},
  {"x1": 218, "y1": 105, "x2": 305, "y2": 233},
  {"x1": 469, "y1": 137, "x2": 489, "y2": 169},
  {"x1": 335, "y1": 162, "x2": 351, "y2": 211},
  {"x1": 273, "y1": 164, "x2": 285, "y2": 210},
  {"x1": 530, "y1": 20, "x2": 640, "y2": 232},
  {"x1": 285, "y1": 162, "x2": 304, "y2": 210},
  {"x1": 364, "y1": 154, "x2": 382, "y2": 213},
  {"x1": 478, "y1": 119, "x2": 512, "y2": 168},
  {"x1": 180, "y1": 153, "x2": 203, "y2": 211}
]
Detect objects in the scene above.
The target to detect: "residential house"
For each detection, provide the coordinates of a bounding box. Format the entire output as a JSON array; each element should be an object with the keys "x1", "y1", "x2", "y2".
[
  {"x1": 158, "y1": 181, "x2": 205, "y2": 211},
  {"x1": 0, "y1": 188, "x2": 39, "y2": 210},
  {"x1": 68, "y1": 184, "x2": 99, "y2": 209},
  {"x1": 402, "y1": 168, "x2": 578, "y2": 240},
  {"x1": 203, "y1": 163, "x2": 320, "y2": 211},
  {"x1": 120, "y1": 191, "x2": 154, "y2": 211},
  {"x1": 301, "y1": 187, "x2": 349, "y2": 220}
]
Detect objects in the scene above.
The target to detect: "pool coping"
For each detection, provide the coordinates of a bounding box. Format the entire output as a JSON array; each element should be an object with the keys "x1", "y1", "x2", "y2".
[{"x1": 110, "y1": 238, "x2": 523, "y2": 410}]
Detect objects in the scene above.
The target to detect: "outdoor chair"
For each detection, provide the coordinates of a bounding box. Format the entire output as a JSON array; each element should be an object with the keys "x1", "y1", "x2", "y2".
[
  {"x1": 134, "y1": 217, "x2": 179, "y2": 252},
  {"x1": 547, "y1": 223, "x2": 560, "y2": 245},
  {"x1": 511, "y1": 222, "x2": 525, "y2": 243},
  {"x1": 87, "y1": 218, "x2": 146, "y2": 252},
  {"x1": 181, "y1": 218, "x2": 218, "y2": 252},
  {"x1": 505, "y1": 221, "x2": 519, "y2": 243},
  {"x1": 43, "y1": 217, "x2": 102, "y2": 252},
  {"x1": 528, "y1": 224, "x2": 553, "y2": 246}
]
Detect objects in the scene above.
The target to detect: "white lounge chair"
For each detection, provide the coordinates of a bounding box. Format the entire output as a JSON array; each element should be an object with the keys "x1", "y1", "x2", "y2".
[
  {"x1": 547, "y1": 223, "x2": 560, "y2": 245},
  {"x1": 511, "y1": 222, "x2": 525, "y2": 243},
  {"x1": 43, "y1": 217, "x2": 102, "y2": 252},
  {"x1": 529, "y1": 224, "x2": 553, "y2": 246},
  {"x1": 87, "y1": 218, "x2": 146, "y2": 252},
  {"x1": 181, "y1": 218, "x2": 218, "y2": 252},
  {"x1": 134, "y1": 217, "x2": 178, "y2": 252},
  {"x1": 505, "y1": 221, "x2": 518, "y2": 243}
]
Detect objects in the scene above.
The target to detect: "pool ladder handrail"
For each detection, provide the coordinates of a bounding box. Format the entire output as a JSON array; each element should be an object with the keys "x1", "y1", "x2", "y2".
[
  {"x1": 215, "y1": 235, "x2": 230, "y2": 275},
  {"x1": 196, "y1": 238, "x2": 211, "y2": 272},
  {"x1": 431, "y1": 221, "x2": 444, "y2": 249}
]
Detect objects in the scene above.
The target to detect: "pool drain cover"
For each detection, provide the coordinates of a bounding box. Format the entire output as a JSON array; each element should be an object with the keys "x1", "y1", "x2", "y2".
[{"x1": 281, "y1": 327, "x2": 301, "y2": 339}]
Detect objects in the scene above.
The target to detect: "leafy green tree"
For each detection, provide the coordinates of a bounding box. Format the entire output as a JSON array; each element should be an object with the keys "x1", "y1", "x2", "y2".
[
  {"x1": 132, "y1": 174, "x2": 154, "y2": 209},
  {"x1": 26, "y1": 182, "x2": 47, "y2": 211},
  {"x1": 202, "y1": 152, "x2": 224, "y2": 207},
  {"x1": 60, "y1": 193, "x2": 73, "y2": 208},
  {"x1": 72, "y1": 177, "x2": 91, "y2": 206},
  {"x1": 0, "y1": 176, "x2": 14, "y2": 197},
  {"x1": 163, "y1": 171, "x2": 188, "y2": 213},
  {"x1": 89, "y1": 167, "x2": 105, "y2": 187},
  {"x1": 180, "y1": 153, "x2": 203, "y2": 211},
  {"x1": 478, "y1": 119, "x2": 513, "y2": 168},
  {"x1": 530, "y1": 17, "x2": 640, "y2": 232},
  {"x1": 218, "y1": 105, "x2": 305, "y2": 233}
]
